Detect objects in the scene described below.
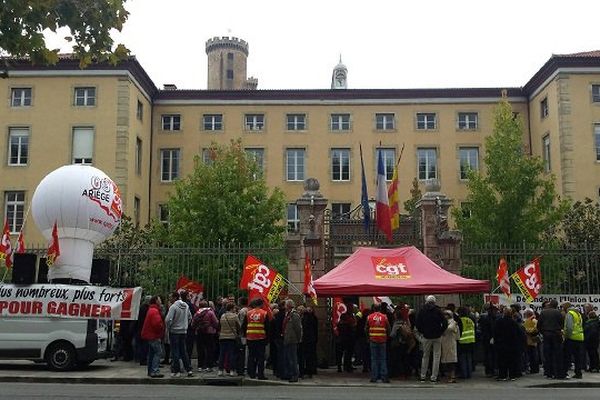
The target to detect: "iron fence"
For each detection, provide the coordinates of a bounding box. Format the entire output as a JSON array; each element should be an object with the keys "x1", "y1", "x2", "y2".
[
  {"x1": 460, "y1": 241, "x2": 600, "y2": 305},
  {"x1": 3, "y1": 243, "x2": 287, "y2": 300}
]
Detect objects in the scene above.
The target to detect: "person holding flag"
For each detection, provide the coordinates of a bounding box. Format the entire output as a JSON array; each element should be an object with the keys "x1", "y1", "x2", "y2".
[
  {"x1": 242, "y1": 297, "x2": 270, "y2": 380},
  {"x1": 0, "y1": 219, "x2": 13, "y2": 269}
]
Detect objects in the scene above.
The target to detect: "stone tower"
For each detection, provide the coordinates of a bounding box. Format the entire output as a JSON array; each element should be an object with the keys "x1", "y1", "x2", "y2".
[{"x1": 205, "y1": 36, "x2": 258, "y2": 90}]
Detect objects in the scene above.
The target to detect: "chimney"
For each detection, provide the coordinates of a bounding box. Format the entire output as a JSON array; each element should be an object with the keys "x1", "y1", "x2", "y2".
[{"x1": 163, "y1": 84, "x2": 177, "y2": 90}]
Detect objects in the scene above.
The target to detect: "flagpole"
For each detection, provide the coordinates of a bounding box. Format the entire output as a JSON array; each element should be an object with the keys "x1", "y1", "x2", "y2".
[
  {"x1": 281, "y1": 275, "x2": 303, "y2": 295},
  {"x1": 1, "y1": 269, "x2": 7, "y2": 283}
]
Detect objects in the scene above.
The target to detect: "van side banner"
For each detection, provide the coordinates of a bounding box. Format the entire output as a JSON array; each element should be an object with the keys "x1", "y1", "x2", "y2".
[
  {"x1": 484, "y1": 293, "x2": 600, "y2": 314},
  {"x1": 0, "y1": 284, "x2": 142, "y2": 320}
]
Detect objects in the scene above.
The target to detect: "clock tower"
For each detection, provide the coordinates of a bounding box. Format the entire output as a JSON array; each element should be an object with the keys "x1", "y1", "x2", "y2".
[{"x1": 331, "y1": 56, "x2": 348, "y2": 89}]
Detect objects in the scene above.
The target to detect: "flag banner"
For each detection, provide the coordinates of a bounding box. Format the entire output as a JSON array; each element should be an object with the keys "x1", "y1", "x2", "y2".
[
  {"x1": 0, "y1": 219, "x2": 13, "y2": 269},
  {"x1": 176, "y1": 276, "x2": 204, "y2": 307},
  {"x1": 510, "y1": 258, "x2": 542, "y2": 303},
  {"x1": 15, "y1": 231, "x2": 25, "y2": 254},
  {"x1": 496, "y1": 257, "x2": 511, "y2": 298},
  {"x1": 359, "y1": 144, "x2": 370, "y2": 233},
  {"x1": 46, "y1": 221, "x2": 60, "y2": 267},
  {"x1": 0, "y1": 284, "x2": 142, "y2": 320},
  {"x1": 376, "y1": 149, "x2": 392, "y2": 241},
  {"x1": 303, "y1": 253, "x2": 317, "y2": 305},
  {"x1": 484, "y1": 293, "x2": 600, "y2": 314},
  {"x1": 332, "y1": 296, "x2": 347, "y2": 333},
  {"x1": 241, "y1": 255, "x2": 285, "y2": 304},
  {"x1": 387, "y1": 164, "x2": 400, "y2": 231}
]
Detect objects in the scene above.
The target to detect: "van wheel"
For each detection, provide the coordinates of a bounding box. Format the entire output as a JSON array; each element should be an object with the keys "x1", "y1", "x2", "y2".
[{"x1": 46, "y1": 342, "x2": 76, "y2": 371}]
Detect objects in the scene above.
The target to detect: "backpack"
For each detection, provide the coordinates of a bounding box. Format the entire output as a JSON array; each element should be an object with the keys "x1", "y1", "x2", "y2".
[{"x1": 191, "y1": 309, "x2": 211, "y2": 333}]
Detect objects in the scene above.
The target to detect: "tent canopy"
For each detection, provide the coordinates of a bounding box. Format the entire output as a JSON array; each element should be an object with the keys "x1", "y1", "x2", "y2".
[{"x1": 314, "y1": 246, "x2": 489, "y2": 296}]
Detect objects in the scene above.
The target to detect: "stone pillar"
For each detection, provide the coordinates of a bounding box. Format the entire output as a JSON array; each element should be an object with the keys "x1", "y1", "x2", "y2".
[{"x1": 416, "y1": 179, "x2": 463, "y2": 306}]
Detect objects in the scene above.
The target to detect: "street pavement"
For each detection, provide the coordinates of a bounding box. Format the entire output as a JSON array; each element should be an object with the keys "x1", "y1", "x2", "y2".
[{"x1": 0, "y1": 358, "x2": 599, "y2": 389}]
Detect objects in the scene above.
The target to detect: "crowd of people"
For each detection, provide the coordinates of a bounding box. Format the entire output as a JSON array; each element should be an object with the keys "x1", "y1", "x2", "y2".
[{"x1": 110, "y1": 291, "x2": 600, "y2": 383}]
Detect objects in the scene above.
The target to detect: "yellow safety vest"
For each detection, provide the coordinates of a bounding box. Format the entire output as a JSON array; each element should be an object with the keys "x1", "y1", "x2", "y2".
[
  {"x1": 565, "y1": 310, "x2": 584, "y2": 342},
  {"x1": 459, "y1": 317, "x2": 475, "y2": 344}
]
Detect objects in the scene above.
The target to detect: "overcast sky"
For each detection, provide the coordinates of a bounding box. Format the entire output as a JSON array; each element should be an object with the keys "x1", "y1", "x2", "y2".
[{"x1": 48, "y1": 0, "x2": 600, "y2": 90}]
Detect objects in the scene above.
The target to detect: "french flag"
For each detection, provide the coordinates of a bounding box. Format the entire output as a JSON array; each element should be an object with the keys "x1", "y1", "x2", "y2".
[{"x1": 376, "y1": 149, "x2": 393, "y2": 242}]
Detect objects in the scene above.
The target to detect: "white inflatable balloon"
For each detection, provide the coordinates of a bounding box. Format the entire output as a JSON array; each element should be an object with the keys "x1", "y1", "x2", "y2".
[{"x1": 31, "y1": 165, "x2": 122, "y2": 283}]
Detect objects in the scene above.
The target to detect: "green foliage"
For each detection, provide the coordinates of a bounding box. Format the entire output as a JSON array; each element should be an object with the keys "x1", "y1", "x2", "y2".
[
  {"x1": 403, "y1": 177, "x2": 422, "y2": 215},
  {"x1": 0, "y1": 0, "x2": 129, "y2": 70},
  {"x1": 557, "y1": 198, "x2": 600, "y2": 247},
  {"x1": 452, "y1": 98, "x2": 567, "y2": 244},
  {"x1": 165, "y1": 139, "x2": 286, "y2": 245}
]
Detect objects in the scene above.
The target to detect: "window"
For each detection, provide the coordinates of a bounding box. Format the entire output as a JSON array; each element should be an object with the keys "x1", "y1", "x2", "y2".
[
  {"x1": 161, "y1": 149, "x2": 180, "y2": 182},
  {"x1": 540, "y1": 97, "x2": 549, "y2": 119},
  {"x1": 459, "y1": 147, "x2": 479, "y2": 179},
  {"x1": 543, "y1": 135, "x2": 551, "y2": 172},
  {"x1": 417, "y1": 148, "x2": 437, "y2": 180},
  {"x1": 287, "y1": 203, "x2": 299, "y2": 232},
  {"x1": 203, "y1": 114, "x2": 223, "y2": 131},
  {"x1": 133, "y1": 197, "x2": 141, "y2": 228},
  {"x1": 72, "y1": 127, "x2": 94, "y2": 164},
  {"x1": 286, "y1": 114, "x2": 306, "y2": 130},
  {"x1": 377, "y1": 148, "x2": 396, "y2": 181},
  {"x1": 595, "y1": 125, "x2": 600, "y2": 161},
  {"x1": 11, "y1": 88, "x2": 32, "y2": 107},
  {"x1": 245, "y1": 148, "x2": 264, "y2": 174},
  {"x1": 135, "y1": 138, "x2": 142, "y2": 175},
  {"x1": 286, "y1": 149, "x2": 305, "y2": 181},
  {"x1": 245, "y1": 114, "x2": 265, "y2": 131},
  {"x1": 593, "y1": 85, "x2": 600, "y2": 102},
  {"x1": 416, "y1": 113, "x2": 437, "y2": 130},
  {"x1": 331, "y1": 203, "x2": 351, "y2": 220},
  {"x1": 201, "y1": 148, "x2": 216, "y2": 165},
  {"x1": 375, "y1": 113, "x2": 395, "y2": 130},
  {"x1": 226, "y1": 69, "x2": 234, "y2": 79},
  {"x1": 74, "y1": 87, "x2": 95, "y2": 106},
  {"x1": 227, "y1": 53, "x2": 234, "y2": 61},
  {"x1": 330, "y1": 113, "x2": 350, "y2": 131},
  {"x1": 8, "y1": 127, "x2": 29, "y2": 166},
  {"x1": 161, "y1": 114, "x2": 181, "y2": 131},
  {"x1": 331, "y1": 148, "x2": 350, "y2": 181},
  {"x1": 4, "y1": 191, "x2": 25, "y2": 233},
  {"x1": 137, "y1": 100, "x2": 143, "y2": 120},
  {"x1": 458, "y1": 112, "x2": 478, "y2": 130},
  {"x1": 158, "y1": 204, "x2": 169, "y2": 227}
]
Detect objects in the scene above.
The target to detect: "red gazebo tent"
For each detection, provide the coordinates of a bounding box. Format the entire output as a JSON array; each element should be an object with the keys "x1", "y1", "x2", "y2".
[{"x1": 314, "y1": 246, "x2": 489, "y2": 296}]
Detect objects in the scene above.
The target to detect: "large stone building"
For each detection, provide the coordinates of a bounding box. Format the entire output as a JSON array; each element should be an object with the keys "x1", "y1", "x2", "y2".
[{"x1": 2, "y1": 37, "x2": 600, "y2": 244}]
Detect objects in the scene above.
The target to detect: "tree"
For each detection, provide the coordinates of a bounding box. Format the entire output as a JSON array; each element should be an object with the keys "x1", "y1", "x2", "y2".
[
  {"x1": 165, "y1": 139, "x2": 287, "y2": 245},
  {"x1": 0, "y1": 0, "x2": 129, "y2": 72},
  {"x1": 452, "y1": 97, "x2": 568, "y2": 244},
  {"x1": 556, "y1": 198, "x2": 600, "y2": 247},
  {"x1": 403, "y1": 177, "x2": 422, "y2": 215}
]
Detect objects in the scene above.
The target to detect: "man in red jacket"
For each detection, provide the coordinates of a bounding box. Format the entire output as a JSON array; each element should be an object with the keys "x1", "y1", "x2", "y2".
[{"x1": 141, "y1": 295, "x2": 165, "y2": 378}]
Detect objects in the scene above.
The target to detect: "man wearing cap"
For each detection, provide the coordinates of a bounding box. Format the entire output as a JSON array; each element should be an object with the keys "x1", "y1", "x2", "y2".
[{"x1": 415, "y1": 295, "x2": 448, "y2": 383}]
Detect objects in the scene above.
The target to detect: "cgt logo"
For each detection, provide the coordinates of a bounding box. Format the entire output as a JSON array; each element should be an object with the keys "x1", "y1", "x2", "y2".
[{"x1": 372, "y1": 256, "x2": 411, "y2": 280}]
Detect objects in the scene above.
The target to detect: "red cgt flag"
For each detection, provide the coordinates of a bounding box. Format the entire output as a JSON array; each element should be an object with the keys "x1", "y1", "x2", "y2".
[
  {"x1": 511, "y1": 258, "x2": 542, "y2": 303},
  {"x1": 176, "y1": 276, "x2": 204, "y2": 307},
  {"x1": 15, "y1": 231, "x2": 25, "y2": 254},
  {"x1": 0, "y1": 219, "x2": 13, "y2": 269},
  {"x1": 241, "y1": 254, "x2": 285, "y2": 304},
  {"x1": 46, "y1": 221, "x2": 60, "y2": 267},
  {"x1": 240, "y1": 254, "x2": 264, "y2": 289},
  {"x1": 496, "y1": 257, "x2": 511, "y2": 299},
  {"x1": 303, "y1": 252, "x2": 317, "y2": 305}
]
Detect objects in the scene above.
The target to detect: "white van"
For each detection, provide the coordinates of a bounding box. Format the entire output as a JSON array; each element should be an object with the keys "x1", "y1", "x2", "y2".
[{"x1": 0, "y1": 317, "x2": 108, "y2": 370}]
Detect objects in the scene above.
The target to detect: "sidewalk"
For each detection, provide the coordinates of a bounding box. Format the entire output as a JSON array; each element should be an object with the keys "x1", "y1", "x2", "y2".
[{"x1": 1, "y1": 359, "x2": 599, "y2": 388}]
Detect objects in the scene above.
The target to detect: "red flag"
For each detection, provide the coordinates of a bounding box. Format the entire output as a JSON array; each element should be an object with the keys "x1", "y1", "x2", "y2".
[
  {"x1": 496, "y1": 258, "x2": 511, "y2": 299},
  {"x1": 376, "y1": 149, "x2": 392, "y2": 242},
  {"x1": 510, "y1": 258, "x2": 542, "y2": 303},
  {"x1": 15, "y1": 231, "x2": 25, "y2": 254},
  {"x1": 176, "y1": 276, "x2": 204, "y2": 307},
  {"x1": 303, "y1": 252, "x2": 317, "y2": 305},
  {"x1": 332, "y1": 297, "x2": 347, "y2": 336},
  {"x1": 0, "y1": 219, "x2": 13, "y2": 269},
  {"x1": 46, "y1": 221, "x2": 60, "y2": 267},
  {"x1": 241, "y1": 255, "x2": 285, "y2": 304}
]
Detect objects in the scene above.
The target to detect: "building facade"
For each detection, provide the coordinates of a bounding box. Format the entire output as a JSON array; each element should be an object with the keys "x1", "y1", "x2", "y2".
[{"x1": 1, "y1": 39, "x2": 600, "y2": 245}]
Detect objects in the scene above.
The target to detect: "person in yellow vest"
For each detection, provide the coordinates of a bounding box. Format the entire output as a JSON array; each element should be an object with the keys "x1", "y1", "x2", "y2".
[
  {"x1": 561, "y1": 302, "x2": 584, "y2": 379},
  {"x1": 242, "y1": 297, "x2": 270, "y2": 380},
  {"x1": 457, "y1": 306, "x2": 476, "y2": 379},
  {"x1": 365, "y1": 303, "x2": 391, "y2": 383}
]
